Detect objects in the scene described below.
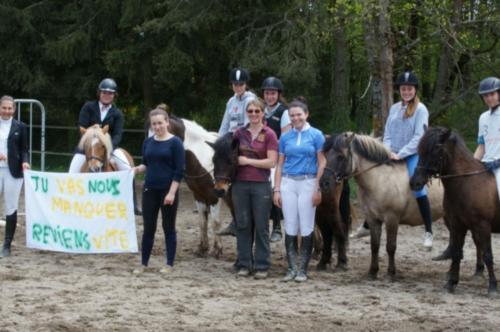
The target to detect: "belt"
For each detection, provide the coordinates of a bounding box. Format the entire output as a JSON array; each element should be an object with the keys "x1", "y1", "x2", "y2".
[{"x1": 283, "y1": 174, "x2": 316, "y2": 180}]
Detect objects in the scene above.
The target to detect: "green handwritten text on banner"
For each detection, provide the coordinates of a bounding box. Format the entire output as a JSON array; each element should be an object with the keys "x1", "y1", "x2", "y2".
[{"x1": 24, "y1": 170, "x2": 138, "y2": 254}]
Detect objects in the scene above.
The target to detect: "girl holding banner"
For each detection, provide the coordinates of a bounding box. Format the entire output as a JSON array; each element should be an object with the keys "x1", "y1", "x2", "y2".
[
  {"x1": 132, "y1": 107, "x2": 185, "y2": 274},
  {"x1": 0, "y1": 95, "x2": 30, "y2": 258}
]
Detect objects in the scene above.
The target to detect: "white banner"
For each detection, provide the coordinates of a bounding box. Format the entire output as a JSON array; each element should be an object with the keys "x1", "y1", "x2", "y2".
[{"x1": 24, "y1": 170, "x2": 138, "y2": 253}]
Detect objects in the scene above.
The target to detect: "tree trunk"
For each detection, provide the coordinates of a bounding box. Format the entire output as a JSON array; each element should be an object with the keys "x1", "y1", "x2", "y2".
[
  {"x1": 331, "y1": 1, "x2": 351, "y2": 131},
  {"x1": 431, "y1": 0, "x2": 463, "y2": 113},
  {"x1": 363, "y1": 0, "x2": 394, "y2": 136}
]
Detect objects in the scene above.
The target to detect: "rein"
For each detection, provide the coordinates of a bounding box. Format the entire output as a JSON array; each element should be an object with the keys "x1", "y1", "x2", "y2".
[
  {"x1": 184, "y1": 169, "x2": 214, "y2": 179},
  {"x1": 420, "y1": 167, "x2": 489, "y2": 179},
  {"x1": 330, "y1": 162, "x2": 384, "y2": 182}
]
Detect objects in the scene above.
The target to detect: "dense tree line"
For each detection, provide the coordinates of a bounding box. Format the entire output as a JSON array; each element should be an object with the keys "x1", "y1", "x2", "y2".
[{"x1": 0, "y1": 0, "x2": 498, "y2": 162}]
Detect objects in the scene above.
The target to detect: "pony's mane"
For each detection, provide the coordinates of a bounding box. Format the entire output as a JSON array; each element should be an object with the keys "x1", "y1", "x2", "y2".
[
  {"x1": 352, "y1": 134, "x2": 391, "y2": 163},
  {"x1": 420, "y1": 127, "x2": 477, "y2": 162},
  {"x1": 183, "y1": 119, "x2": 218, "y2": 145},
  {"x1": 78, "y1": 127, "x2": 113, "y2": 159},
  {"x1": 182, "y1": 118, "x2": 218, "y2": 172},
  {"x1": 212, "y1": 133, "x2": 236, "y2": 159},
  {"x1": 324, "y1": 133, "x2": 348, "y2": 153}
]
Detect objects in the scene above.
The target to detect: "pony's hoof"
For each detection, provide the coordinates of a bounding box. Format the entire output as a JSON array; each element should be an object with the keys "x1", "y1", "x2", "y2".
[
  {"x1": 210, "y1": 248, "x2": 223, "y2": 259},
  {"x1": 195, "y1": 247, "x2": 209, "y2": 257},
  {"x1": 488, "y1": 289, "x2": 498, "y2": 298},
  {"x1": 368, "y1": 272, "x2": 378, "y2": 280},
  {"x1": 334, "y1": 263, "x2": 348, "y2": 272},
  {"x1": 316, "y1": 262, "x2": 328, "y2": 271},
  {"x1": 445, "y1": 282, "x2": 457, "y2": 293},
  {"x1": 472, "y1": 271, "x2": 484, "y2": 279}
]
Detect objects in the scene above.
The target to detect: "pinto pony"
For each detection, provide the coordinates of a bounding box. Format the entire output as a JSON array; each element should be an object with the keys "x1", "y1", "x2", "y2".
[
  {"x1": 168, "y1": 117, "x2": 232, "y2": 258},
  {"x1": 328, "y1": 132, "x2": 444, "y2": 279},
  {"x1": 78, "y1": 124, "x2": 134, "y2": 172},
  {"x1": 410, "y1": 127, "x2": 500, "y2": 296}
]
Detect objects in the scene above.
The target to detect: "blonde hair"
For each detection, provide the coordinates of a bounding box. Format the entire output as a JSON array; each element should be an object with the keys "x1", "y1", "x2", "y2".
[
  {"x1": 149, "y1": 107, "x2": 169, "y2": 121},
  {"x1": 404, "y1": 95, "x2": 420, "y2": 118},
  {"x1": 246, "y1": 98, "x2": 265, "y2": 112}
]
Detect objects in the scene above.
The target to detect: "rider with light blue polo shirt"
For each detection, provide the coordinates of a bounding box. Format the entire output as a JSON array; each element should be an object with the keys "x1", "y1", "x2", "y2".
[{"x1": 274, "y1": 97, "x2": 326, "y2": 282}]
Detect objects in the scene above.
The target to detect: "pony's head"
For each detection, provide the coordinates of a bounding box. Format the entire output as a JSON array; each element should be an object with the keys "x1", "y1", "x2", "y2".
[
  {"x1": 78, "y1": 125, "x2": 113, "y2": 172},
  {"x1": 207, "y1": 132, "x2": 239, "y2": 197},
  {"x1": 321, "y1": 132, "x2": 391, "y2": 187},
  {"x1": 410, "y1": 126, "x2": 452, "y2": 190}
]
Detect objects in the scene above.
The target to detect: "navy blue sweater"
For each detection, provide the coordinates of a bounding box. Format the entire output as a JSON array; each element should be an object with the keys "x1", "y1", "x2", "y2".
[{"x1": 142, "y1": 136, "x2": 185, "y2": 189}]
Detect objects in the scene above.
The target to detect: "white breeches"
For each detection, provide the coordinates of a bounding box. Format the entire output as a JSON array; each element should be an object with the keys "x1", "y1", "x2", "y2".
[
  {"x1": 68, "y1": 149, "x2": 131, "y2": 173},
  {"x1": 0, "y1": 167, "x2": 23, "y2": 215},
  {"x1": 111, "y1": 149, "x2": 132, "y2": 171},
  {"x1": 494, "y1": 168, "x2": 500, "y2": 201},
  {"x1": 280, "y1": 177, "x2": 316, "y2": 236}
]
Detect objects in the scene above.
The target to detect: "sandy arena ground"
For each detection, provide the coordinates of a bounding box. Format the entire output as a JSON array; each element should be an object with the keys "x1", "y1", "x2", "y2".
[{"x1": 1, "y1": 182, "x2": 500, "y2": 331}]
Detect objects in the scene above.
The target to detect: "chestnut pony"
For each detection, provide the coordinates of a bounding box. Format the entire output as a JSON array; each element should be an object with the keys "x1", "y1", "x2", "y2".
[{"x1": 77, "y1": 124, "x2": 134, "y2": 172}]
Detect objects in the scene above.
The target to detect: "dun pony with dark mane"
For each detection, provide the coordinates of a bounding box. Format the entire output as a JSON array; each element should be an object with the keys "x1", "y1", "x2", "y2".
[
  {"x1": 328, "y1": 132, "x2": 444, "y2": 279},
  {"x1": 410, "y1": 127, "x2": 500, "y2": 296}
]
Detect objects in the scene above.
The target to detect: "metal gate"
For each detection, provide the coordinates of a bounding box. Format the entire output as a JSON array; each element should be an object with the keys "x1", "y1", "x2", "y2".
[{"x1": 14, "y1": 99, "x2": 46, "y2": 171}]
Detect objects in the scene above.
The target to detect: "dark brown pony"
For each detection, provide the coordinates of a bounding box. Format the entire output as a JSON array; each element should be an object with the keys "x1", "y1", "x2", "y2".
[
  {"x1": 317, "y1": 135, "x2": 352, "y2": 271},
  {"x1": 410, "y1": 126, "x2": 500, "y2": 296},
  {"x1": 210, "y1": 133, "x2": 351, "y2": 270}
]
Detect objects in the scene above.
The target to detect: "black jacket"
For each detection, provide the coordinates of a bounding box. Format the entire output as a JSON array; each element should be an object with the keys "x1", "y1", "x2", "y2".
[
  {"x1": 6, "y1": 119, "x2": 29, "y2": 178},
  {"x1": 78, "y1": 101, "x2": 124, "y2": 148}
]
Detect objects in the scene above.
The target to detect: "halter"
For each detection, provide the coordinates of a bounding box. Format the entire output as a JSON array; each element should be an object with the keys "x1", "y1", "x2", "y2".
[{"x1": 330, "y1": 141, "x2": 385, "y2": 182}]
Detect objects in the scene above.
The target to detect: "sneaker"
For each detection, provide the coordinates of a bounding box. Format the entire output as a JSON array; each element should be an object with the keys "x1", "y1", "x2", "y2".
[
  {"x1": 254, "y1": 270, "x2": 268, "y2": 280},
  {"x1": 282, "y1": 270, "x2": 297, "y2": 282},
  {"x1": 132, "y1": 266, "x2": 146, "y2": 275},
  {"x1": 237, "y1": 268, "x2": 250, "y2": 277},
  {"x1": 294, "y1": 271, "x2": 308, "y2": 282},
  {"x1": 159, "y1": 265, "x2": 173, "y2": 274},
  {"x1": 350, "y1": 223, "x2": 370, "y2": 239},
  {"x1": 423, "y1": 232, "x2": 433, "y2": 250},
  {"x1": 217, "y1": 223, "x2": 236, "y2": 237},
  {"x1": 270, "y1": 229, "x2": 282, "y2": 242}
]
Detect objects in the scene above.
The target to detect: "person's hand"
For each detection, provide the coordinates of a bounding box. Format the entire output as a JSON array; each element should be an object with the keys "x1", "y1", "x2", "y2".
[
  {"x1": 483, "y1": 160, "x2": 500, "y2": 172},
  {"x1": 273, "y1": 191, "x2": 282, "y2": 208},
  {"x1": 22, "y1": 162, "x2": 30, "y2": 170},
  {"x1": 390, "y1": 152, "x2": 400, "y2": 160},
  {"x1": 312, "y1": 191, "x2": 322, "y2": 206},
  {"x1": 164, "y1": 192, "x2": 175, "y2": 205},
  {"x1": 0, "y1": 153, "x2": 6, "y2": 161},
  {"x1": 238, "y1": 156, "x2": 250, "y2": 166}
]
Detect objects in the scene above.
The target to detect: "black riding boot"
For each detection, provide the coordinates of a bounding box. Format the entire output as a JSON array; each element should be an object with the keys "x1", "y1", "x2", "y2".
[
  {"x1": 416, "y1": 196, "x2": 433, "y2": 249},
  {"x1": 282, "y1": 234, "x2": 298, "y2": 282},
  {"x1": 133, "y1": 179, "x2": 142, "y2": 216},
  {"x1": 1, "y1": 211, "x2": 17, "y2": 258},
  {"x1": 295, "y1": 234, "x2": 313, "y2": 282},
  {"x1": 270, "y1": 204, "x2": 282, "y2": 242}
]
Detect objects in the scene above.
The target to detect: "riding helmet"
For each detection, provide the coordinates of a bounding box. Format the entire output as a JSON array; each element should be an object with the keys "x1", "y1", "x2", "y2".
[
  {"x1": 478, "y1": 77, "x2": 500, "y2": 95},
  {"x1": 229, "y1": 68, "x2": 250, "y2": 84},
  {"x1": 98, "y1": 78, "x2": 118, "y2": 93},
  {"x1": 261, "y1": 76, "x2": 284, "y2": 92},
  {"x1": 395, "y1": 71, "x2": 419, "y2": 89}
]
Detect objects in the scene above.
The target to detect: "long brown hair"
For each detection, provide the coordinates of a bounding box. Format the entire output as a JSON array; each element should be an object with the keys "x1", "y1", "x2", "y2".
[{"x1": 405, "y1": 95, "x2": 420, "y2": 118}]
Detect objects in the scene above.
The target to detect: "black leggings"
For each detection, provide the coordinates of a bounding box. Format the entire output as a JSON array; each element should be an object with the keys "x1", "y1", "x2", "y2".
[{"x1": 141, "y1": 187, "x2": 179, "y2": 266}]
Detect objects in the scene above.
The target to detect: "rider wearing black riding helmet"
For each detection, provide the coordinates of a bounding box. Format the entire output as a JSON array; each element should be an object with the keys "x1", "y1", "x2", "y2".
[
  {"x1": 261, "y1": 76, "x2": 290, "y2": 242},
  {"x1": 68, "y1": 78, "x2": 141, "y2": 215},
  {"x1": 217, "y1": 67, "x2": 257, "y2": 237}
]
